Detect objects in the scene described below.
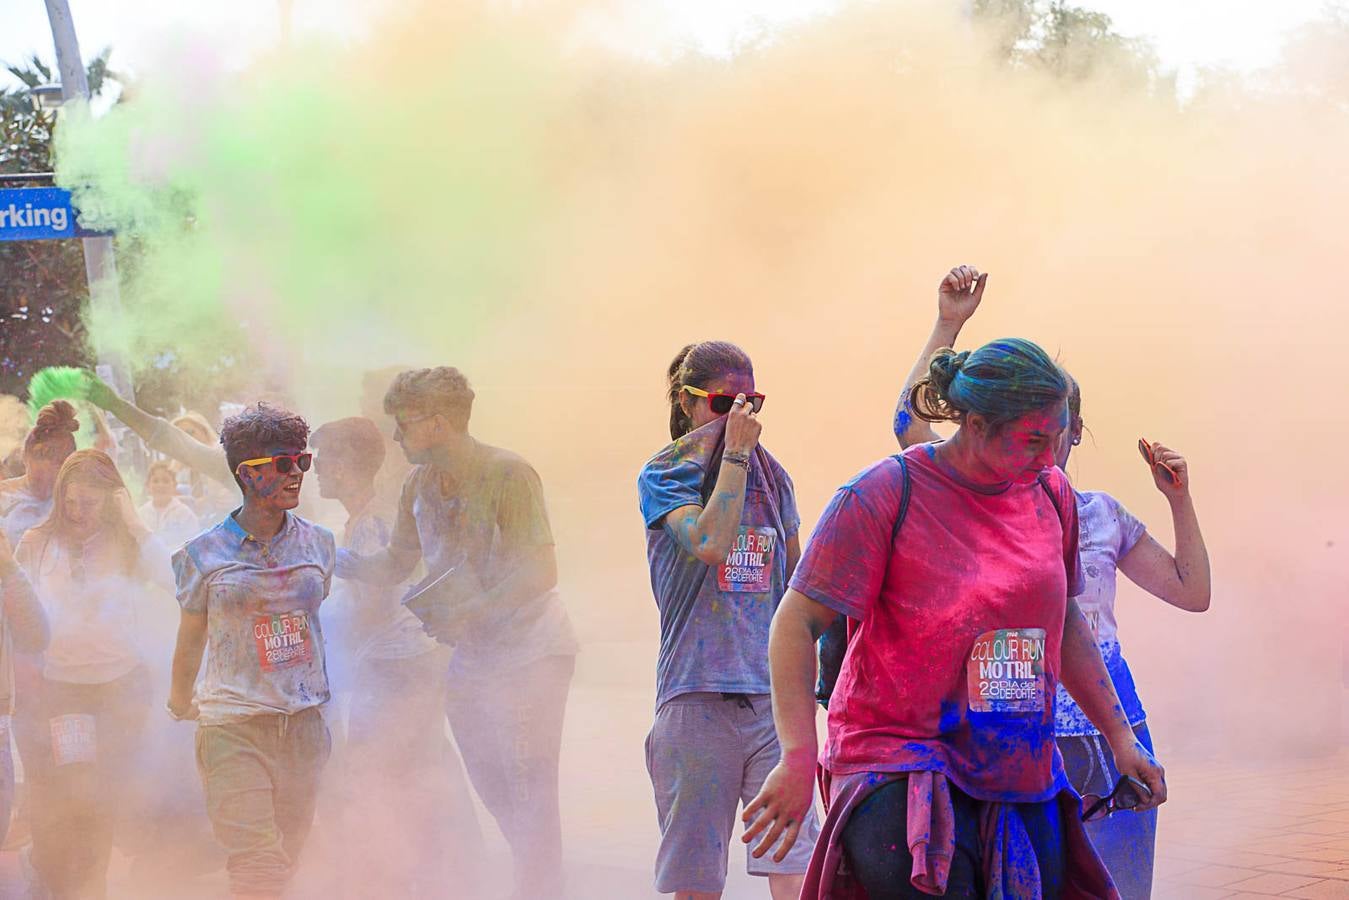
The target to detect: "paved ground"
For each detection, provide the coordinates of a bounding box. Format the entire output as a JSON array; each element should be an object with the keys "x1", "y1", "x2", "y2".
[
  {"x1": 0, "y1": 648, "x2": 1343, "y2": 898},
  {"x1": 1151, "y1": 752, "x2": 1349, "y2": 899}
]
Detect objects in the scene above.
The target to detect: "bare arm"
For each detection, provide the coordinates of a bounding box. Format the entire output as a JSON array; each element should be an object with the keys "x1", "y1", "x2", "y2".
[
  {"x1": 1118, "y1": 444, "x2": 1210, "y2": 613},
  {"x1": 895, "y1": 266, "x2": 987, "y2": 449},
  {"x1": 0, "y1": 534, "x2": 47, "y2": 653},
  {"x1": 87, "y1": 376, "x2": 234, "y2": 487},
  {"x1": 663, "y1": 395, "x2": 763, "y2": 565},
  {"x1": 663, "y1": 459, "x2": 749, "y2": 565},
  {"x1": 168, "y1": 609, "x2": 208, "y2": 719},
  {"x1": 1059, "y1": 598, "x2": 1166, "y2": 807},
  {"x1": 87, "y1": 405, "x2": 120, "y2": 457},
  {"x1": 741, "y1": 588, "x2": 838, "y2": 861}
]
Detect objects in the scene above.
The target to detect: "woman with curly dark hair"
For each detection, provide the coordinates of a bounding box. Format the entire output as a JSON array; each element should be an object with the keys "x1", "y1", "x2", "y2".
[{"x1": 167, "y1": 403, "x2": 337, "y2": 899}]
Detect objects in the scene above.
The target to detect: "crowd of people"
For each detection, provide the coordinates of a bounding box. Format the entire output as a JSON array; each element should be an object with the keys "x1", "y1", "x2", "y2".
[
  {"x1": 0, "y1": 264, "x2": 1209, "y2": 900},
  {"x1": 0, "y1": 367, "x2": 576, "y2": 899},
  {"x1": 639, "y1": 266, "x2": 1208, "y2": 900}
]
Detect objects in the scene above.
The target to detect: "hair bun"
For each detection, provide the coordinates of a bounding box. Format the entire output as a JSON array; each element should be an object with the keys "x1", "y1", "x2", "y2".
[
  {"x1": 33, "y1": 400, "x2": 79, "y2": 438},
  {"x1": 927, "y1": 349, "x2": 970, "y2": 396}
]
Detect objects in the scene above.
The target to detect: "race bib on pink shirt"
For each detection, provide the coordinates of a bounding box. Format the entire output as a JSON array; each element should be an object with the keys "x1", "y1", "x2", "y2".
[
  {"x1": 718, "y1": 526, "x2": 776, "y2": 593},
  {"x1": 254, "y1": 611, "x2": 314, "y2": 672},
  {"x1": 967, "y1": 628, "x2": 1047, "y2": 714}
]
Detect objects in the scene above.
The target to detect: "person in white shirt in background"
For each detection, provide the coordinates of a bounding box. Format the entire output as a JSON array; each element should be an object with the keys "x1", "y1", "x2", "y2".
[
  {"x1": 0, "y1": 530, "x2": 48, "y2": 850},
  {"x1": 311, "y1": 416, "x2": 482, "y2": 897},
  {"x1": 139, "y1": 460, "x2": 202, "y2": 550}
]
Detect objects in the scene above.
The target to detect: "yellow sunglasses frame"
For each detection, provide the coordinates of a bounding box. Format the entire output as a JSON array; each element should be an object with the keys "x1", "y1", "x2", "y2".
[{"x1": 234, "y1": 453, "x2": 312, "y2": 476}]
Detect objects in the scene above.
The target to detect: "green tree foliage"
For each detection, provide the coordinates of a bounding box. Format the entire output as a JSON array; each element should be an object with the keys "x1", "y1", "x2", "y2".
[
  {"x1": 1273, "y1": 2, "x2": 1349, "y2": 110},
  {"x1": 0, "y1": 52, "x2": 247, "y2": 417},
  {"x1": 973, "y1": 0, "x2": 1171, "y2": 95},
  {"x1": 0, "y1": 52, "x2": 115, "y2": 400}
]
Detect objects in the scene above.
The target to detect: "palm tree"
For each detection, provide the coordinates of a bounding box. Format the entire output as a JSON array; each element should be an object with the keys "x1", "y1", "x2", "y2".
[{"x1": 0, "y1": 48, "x2": 116, "y2": 173}]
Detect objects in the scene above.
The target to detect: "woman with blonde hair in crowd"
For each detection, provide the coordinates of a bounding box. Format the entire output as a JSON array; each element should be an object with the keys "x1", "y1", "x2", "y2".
[{"x1": 16, "y1": 450, "x2": 171, "y2": 898}]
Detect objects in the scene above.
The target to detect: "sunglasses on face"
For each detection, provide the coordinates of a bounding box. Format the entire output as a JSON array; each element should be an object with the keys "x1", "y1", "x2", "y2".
[
  {"x1": 1137, "y1": 438, "x2": 1178, "y2": 485},
  {"x1": 682, "y1": 385, "x2": 765, "y2": 415},
  {"x1": 1081, "y1": 775, "x2": 1151, "y2": 822},
  {"x1": 235, "y1": 452, "x2": 313, "y2": 476}
]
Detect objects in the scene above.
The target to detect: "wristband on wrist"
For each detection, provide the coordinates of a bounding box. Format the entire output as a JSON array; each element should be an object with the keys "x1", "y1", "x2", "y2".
[
  {"x1": 722, "y1": 452, "x2": 751, "y2": 471},
  {"x1": 166, "y1": 701, "x2": 189, "y2": 721}
]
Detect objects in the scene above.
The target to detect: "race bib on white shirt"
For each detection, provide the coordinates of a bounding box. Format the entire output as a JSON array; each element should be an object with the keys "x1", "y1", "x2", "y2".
[
  {"x1": 254, "y1": 610, "x2": 315, "y2": 672},
  {"x1": 50, "y1": 713, "x2": 97, "y2": 766}
]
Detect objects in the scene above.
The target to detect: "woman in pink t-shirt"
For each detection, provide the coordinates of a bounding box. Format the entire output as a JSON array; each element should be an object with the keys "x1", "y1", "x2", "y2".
[
  {"x1": 743, "y1": 329, "x2": 1166, "y2": 899},
  {"x1": 892, "y1": 266, "x2": 1211, "y2": 898}
]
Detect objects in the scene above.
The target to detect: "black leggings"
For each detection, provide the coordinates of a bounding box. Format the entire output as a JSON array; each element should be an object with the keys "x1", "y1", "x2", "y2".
[{"x1": 839, "y1": 779, "x2": 1067, "y2": 899}]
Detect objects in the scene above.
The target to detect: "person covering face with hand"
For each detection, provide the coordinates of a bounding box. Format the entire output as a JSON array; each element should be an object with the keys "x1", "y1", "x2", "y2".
[{"x1": 636, "y1": 341, "x2": 819, "y2": 900}]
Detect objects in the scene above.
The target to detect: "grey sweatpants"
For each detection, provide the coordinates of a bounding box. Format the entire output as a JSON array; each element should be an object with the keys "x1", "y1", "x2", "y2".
[{"x1": 646, "y1": 692, "x2": 820, "y2": 894}]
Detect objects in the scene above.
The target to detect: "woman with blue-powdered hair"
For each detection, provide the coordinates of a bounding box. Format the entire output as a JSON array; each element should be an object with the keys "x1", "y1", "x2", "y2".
[{"x1": 895, "y1": 264, "x2": 1212, "y2": 899}]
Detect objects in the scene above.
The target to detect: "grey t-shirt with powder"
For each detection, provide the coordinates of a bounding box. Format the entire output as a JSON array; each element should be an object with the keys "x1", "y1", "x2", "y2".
[
  {"x1": 637, "y1": 418, "x2": 800, "y2": 708},
  {"x1": 173, "y1": 510, "x2": 335, "y2": 725}
]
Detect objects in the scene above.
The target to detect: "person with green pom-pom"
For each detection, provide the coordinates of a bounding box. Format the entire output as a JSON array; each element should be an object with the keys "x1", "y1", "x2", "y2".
[{"x1": 84, "y1": 375, "x2": 236, "y2": 522}]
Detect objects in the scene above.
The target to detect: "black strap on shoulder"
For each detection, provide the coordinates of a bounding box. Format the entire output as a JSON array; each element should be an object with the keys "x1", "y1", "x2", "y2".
[
  {"x1": 816, "y1": 452, "x2": 912, "y2": 709},
  {"x1": 889, "y1": 453, "x2": 912, "y2": 544},
  {"x1": 1036, "y1": 470, "x2": 1069, "y2": 532}
]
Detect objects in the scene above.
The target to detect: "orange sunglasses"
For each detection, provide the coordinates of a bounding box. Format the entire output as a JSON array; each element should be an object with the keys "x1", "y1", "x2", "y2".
[{"x1": 1137, "y1": 439, "x2": 1177, "y2": 485}]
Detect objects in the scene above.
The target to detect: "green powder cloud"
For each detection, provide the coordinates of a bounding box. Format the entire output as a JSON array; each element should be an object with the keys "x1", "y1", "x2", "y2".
[{"x1": 53, "y1": 5, "x2": 570, "y2": 399}]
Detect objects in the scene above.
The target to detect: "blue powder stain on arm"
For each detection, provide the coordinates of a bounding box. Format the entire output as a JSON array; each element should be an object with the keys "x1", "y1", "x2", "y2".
[{"x1": 894, "y1": 402, "x2": 913, "y2": 440}]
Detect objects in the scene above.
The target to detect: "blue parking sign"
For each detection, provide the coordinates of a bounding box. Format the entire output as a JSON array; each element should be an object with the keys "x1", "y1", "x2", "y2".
[{"x1": 0, "y1": 187, "x2": 106, "y2": 241}]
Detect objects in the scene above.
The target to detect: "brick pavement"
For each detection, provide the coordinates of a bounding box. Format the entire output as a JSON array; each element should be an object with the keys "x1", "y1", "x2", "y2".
[{"x1": 1155, "y1": 751, "x2": 1349, "y2": 899}]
